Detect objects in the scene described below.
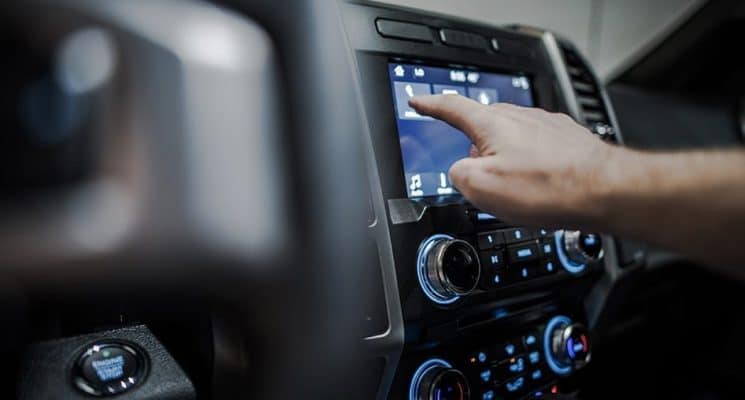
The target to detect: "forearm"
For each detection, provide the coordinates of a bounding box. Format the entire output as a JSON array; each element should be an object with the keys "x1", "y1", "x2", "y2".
[
  {"x1": 407, "y1": 95, "x2": 745, "y2": 269},
  {"x1": 593, "y1": 148, "x2": 745, "y2": 267}
]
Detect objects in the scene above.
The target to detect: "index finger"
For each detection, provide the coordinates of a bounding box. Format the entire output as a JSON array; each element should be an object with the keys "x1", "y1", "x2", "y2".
[{"x1": 408, "y1": 94, "x2": 492, "y2": 149}]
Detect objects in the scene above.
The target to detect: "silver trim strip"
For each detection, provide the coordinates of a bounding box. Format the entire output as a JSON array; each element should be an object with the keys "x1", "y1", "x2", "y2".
[
  {"x1": 339, "y1": 3, "x2": 405, "y2": 398},
  {"x1": 561, "y1": 39, "x2": 626, "y2": 145},
  {"x1": 540, "y1": 31, "x2": 581, "y2": 121}
]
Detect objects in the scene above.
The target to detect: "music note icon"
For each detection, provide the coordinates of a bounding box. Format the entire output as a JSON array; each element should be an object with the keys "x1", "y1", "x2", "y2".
[{"x1": 409, "y1": 174, "x2": 424, "y2": 197}]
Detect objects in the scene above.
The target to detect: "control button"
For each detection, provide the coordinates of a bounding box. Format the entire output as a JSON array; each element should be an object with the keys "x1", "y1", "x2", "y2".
[
  {"x1": 417, "y1": 234, "x2": 481, "y2": 304},
  {"x1": 591, "y1": 122, "x2": 615, "y2": 138},
  {"x1": 529, "y1": 261, "x2": 558, "y2": 278},
  {"x1": 439, "y1": 28, "x2": 488, "y2": 50},
  {"x1": 504, "y1": 343, "x2": 517, "y2": 357},
  {"x1": 502, "y1": 376, "x2": 526, "y2": 395},
  {"x1": 544, "y1": 316, "x2": 591, "y2": 376},
  {"x1": 530, "y1": 369, "x2": 544, "y2": 382},
  {"x1": 494, "y1": 341, "x2": 520, "y2": 359},
  {"x1": 502, "y1": 228, "x2": 532, "y2": 244},
  {"x1": 479, "y1": 250, "x2": 505, "y2": 271},
  {"x1": 493, "y1": 356, "x2": 528, "y2": 382},
  {"x1": 506, "y1": 356, "x2": 526, "y2": 374},
  {"x1": 490, "y1": 38, "x2": 500, "y2": 52},
  {"x1": 538, "y1": 241, "x2": 554, "y2": 257},
  {"x1": 481, "y1": 389, "x2": 496, "y2": 400},
  {"x1": 73, "y1": 342, "x2": 148, "y2": 396},
  {"x1": 537, "y1": 229, "x2": 552, "y2": 238},
  {"x1": 467, "y1": 350, "x2": 489, "y2": 366},
  {"x1": 375, "y1": 19, "x2": 433, "y2": 42},
  {"x1": 527, "y1": 351, "x2": 541, "y2": 365},
  {"x1": 507, "y1": 243, "x2": 539, "y2": 264},
  {"x1": 479, "y1": 250, "x2": 506, "y2": 289},
  {"x1": 477, "y1": 231, "x2": 504, "y2": 249},
  {"x1": 543, "y1": 261, "x2": 557, "y2": 274},
  {"x1": 479, "y1": 368, "x2": 492, "y2": 383},
  {"x1": 491, "y1": 271, "x2": 507, "y2": 287},
  {"x1": 528, "y1": 384, "x2": 557, "y2": 399},
  {"x1": 522, "y1": 333, "x2": 539, "y2": 349}
]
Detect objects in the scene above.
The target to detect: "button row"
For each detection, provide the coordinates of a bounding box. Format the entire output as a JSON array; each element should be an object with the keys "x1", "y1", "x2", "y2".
[
  {"x1": 480, "y1": 240, "x2": 558, "y2": 290},
  {"x1": 477, "y1": 366, "x2": 549, "y2": 399},
  {"x1": 479, "y1": 241, "x2": 553, "y2": 272},
  {"x1": 464, "y1": 331, "x2": 552, "y2": 400},
  {"x1": 478, "y1": 228, "x2": 552, "y2": 250},
  {"x1": 375, "y1": 18, "x2": 500, "y2": 52},
  {"x1": 465, "y1": 331, "x2": 543, "y2": 370}
]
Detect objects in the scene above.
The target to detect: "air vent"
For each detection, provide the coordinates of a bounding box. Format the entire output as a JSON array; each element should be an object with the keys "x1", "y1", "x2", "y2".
[{"x1": 560, "y1": 45, "x2": 617, "y2": 141}]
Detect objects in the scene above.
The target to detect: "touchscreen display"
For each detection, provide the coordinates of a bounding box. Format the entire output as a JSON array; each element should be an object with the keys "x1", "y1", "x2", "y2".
[{"x1": 388, "y1": 62, "x2": 535, "y2": 198}]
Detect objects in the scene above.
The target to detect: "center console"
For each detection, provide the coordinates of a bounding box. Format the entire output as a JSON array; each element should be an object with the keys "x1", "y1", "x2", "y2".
[{"x1": 340, "y1": 2, "x2": 622, "y2": 399}]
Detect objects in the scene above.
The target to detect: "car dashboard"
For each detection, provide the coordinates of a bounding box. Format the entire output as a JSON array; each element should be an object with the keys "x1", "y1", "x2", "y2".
[
  {"x1": 341, "y1": 3, "x2": 627, "y2": 399},
  {"x1": 2, "y1": 1, "x2": 745, "y2": 399}
]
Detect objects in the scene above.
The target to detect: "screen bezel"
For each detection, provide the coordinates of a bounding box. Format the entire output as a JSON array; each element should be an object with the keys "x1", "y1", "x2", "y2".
[{"x1": 386, "y1": 57, "x2": 538, "y2": 201}]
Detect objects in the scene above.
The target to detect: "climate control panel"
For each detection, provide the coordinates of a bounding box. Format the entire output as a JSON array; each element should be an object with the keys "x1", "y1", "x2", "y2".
[{"x1": 407, "y1": 315, "x2": 589, "y2": 400}]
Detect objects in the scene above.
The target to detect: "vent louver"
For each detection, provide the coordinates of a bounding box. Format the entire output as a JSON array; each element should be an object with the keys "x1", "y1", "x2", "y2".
[{"x1": 560, "y1": 45, "x2": 617, "y2": 141}]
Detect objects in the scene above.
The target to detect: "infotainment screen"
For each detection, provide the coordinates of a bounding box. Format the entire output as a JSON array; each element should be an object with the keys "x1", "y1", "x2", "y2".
[{"x1": 388, "y1": 62, "x2": 534, "y2": 198}]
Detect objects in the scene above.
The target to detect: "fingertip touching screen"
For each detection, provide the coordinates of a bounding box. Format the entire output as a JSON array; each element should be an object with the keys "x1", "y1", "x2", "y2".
[{"x1": 388, "y1": 62, "x2": 535, "y2": 199}]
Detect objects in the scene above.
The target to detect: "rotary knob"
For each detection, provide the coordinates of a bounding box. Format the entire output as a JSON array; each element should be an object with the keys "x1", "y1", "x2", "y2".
[
  {"x1": 551, "y1": 323, "x2": 591, "y2": 369},
  {"x1": 410, "y1": 359, "x2": 470, "y2": 400},
  {"x1": 417, "y1": 234, "x2": 481, "y2": 304},
  {"x1": 544, "y1": 316, "x2": 591, "y2": 376},
  {"x1": 555, "y1": 230, "x2": 603, "y2": 274}
]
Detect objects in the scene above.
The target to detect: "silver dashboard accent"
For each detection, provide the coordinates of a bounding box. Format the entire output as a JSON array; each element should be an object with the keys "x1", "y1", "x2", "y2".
[
  {"x1": 343, "y1": 6, "x2": 406, "y2": 400},
  {"x1": 562, "y1": 39, "x2": 627, "y2": 145},
  {"x1": 387, "y1": 198, "x2": 429, "y2": 225},
  {"x1": 540, "y1": 31, "x2": 582, "y2": 121},
  {"x1": 425, "y1": 238, "x2": 481, "y2": 297},
  {"x1": 516, "y1": 26, "x2": 625, "y2": 145}
]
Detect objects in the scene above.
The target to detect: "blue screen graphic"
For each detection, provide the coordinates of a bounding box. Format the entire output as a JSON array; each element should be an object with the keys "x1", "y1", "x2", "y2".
[{"x1": 388, "y1": 62, "x2": 535, "y2": 198}]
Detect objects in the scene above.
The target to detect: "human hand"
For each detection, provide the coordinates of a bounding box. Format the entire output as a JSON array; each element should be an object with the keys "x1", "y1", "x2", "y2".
[{"x1": 409, "y1": 94, "x2": 621, "y2": 229}]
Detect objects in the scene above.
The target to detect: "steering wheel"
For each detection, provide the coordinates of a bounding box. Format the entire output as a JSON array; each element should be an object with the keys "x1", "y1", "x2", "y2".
[{"x1": 0, "y1": 0, "x2": 370, "y2": 398}]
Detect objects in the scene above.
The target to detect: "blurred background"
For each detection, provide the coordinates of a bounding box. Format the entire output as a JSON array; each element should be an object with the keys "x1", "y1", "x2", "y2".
[{"x1": 382, "y1": 0, "x2": 706, "y2": 81}]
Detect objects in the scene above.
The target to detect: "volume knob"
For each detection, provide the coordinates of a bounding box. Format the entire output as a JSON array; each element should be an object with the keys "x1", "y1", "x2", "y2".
[
  {"x1": 417, "y1": 234, "x2": 480, "y2": 304},
  {"x1": 555, "y1": 230, "x2": 603, "y2": 274}
]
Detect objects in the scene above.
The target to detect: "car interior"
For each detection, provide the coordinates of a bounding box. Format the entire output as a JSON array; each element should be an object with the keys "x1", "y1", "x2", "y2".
[{"x1": 2, "y1": 0, "x2": 745, "y2": 399}]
